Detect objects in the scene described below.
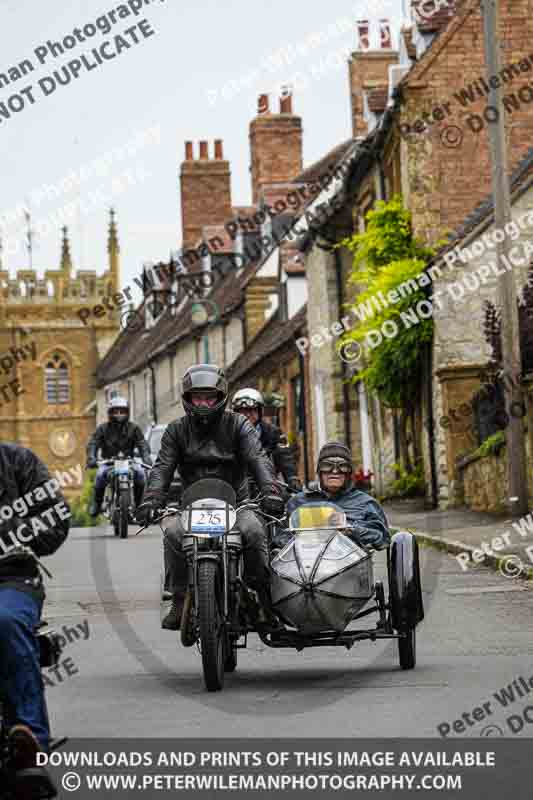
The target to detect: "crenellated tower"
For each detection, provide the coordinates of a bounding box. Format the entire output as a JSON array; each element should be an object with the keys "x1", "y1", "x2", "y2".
[{"x1": 0, "y1": 211, "x2": 121, "y2": 496}]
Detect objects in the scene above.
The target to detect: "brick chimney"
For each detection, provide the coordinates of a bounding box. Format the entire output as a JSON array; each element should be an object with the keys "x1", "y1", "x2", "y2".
[
  {"x1": 349, "y1": 18, "x2": 398, "y2": 137},
  {"x1": 180, "y1": 140, "x2": 232, "y2": 251},
  {"x1": 249, "y1": 92, "x2": 303, "y2": 205}
]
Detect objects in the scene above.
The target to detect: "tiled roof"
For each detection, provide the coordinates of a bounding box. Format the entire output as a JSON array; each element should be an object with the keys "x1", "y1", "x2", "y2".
[
  {"x1": 295, "y1": 139, "x2": 355, "y2": 184},
  {"x1": 96, "y1": 259, "x2": 260, "y2": 386},
  {"x1": 226, "y1": 305, "x2": 307, "y2": 385}
]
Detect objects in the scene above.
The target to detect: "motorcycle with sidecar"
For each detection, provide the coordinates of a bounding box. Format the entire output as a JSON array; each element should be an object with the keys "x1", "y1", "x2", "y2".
[{"x1": 144, "y1": 478, "x2": 424, "y2": 692}]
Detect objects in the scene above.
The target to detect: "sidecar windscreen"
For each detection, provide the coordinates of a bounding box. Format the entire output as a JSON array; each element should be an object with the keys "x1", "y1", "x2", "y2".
[{"x1": 289, "y1": 503, "x2": 346, "y2": 530}]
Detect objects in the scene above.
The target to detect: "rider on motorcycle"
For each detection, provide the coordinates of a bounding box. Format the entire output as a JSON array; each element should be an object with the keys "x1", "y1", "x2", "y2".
[
  {"x1": 137, "y1": 364, "x2": 284, "y2": 630},
  {"x1": 86, "y1": 396, "x2": 152, "y2": 517},
  {"x1": 0, "y1": 443, "x2": 70, "y2": 771},
  {"x1": 231, "y1": 388, "x2": 302, "y2": 493},
  {"x1": 285, "y1": 442, "x2": 390, "y2": 550}
]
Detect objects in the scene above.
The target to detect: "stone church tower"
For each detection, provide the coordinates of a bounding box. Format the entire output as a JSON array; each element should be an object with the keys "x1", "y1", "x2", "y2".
[{"x1": 0, "y1": 211, "x2": 121, "y2": 496}]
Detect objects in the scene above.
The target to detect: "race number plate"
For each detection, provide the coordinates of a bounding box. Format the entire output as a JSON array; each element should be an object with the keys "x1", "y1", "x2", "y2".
[{"x1": 190, "y1": 508, "x2": 226, "y2": 535}]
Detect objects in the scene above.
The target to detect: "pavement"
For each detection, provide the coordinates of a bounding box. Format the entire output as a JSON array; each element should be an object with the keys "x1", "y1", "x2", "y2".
[{"x1": 385, "y1": 501, "x2": 533, "y2": 581}]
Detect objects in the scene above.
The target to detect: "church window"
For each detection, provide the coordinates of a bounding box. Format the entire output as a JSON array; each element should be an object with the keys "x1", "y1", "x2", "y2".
[{"x1": 45, "y1": 354, "x2": 70, "y2": 404}]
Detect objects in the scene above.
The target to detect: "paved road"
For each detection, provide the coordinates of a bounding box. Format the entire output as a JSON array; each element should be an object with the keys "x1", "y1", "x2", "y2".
[{"x1": 42, "y1": 522, "x2": 533, "y2": 740}]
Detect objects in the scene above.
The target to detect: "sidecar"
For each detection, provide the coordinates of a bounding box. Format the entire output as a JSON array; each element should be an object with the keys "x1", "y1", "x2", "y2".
[{"x1": 266, "y1": 502, "x2": 424, "y2": 669}]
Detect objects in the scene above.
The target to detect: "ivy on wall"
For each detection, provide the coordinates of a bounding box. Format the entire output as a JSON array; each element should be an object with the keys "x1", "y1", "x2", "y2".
[{"x1": 338, "y1": 195, "x2": 443, "y2": 473}]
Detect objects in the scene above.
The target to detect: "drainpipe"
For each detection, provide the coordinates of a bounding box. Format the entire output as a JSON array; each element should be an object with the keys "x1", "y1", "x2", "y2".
[
  {"x1": 334, "y1": 246, "x2": 352, "y2": 449},
  {"x1": 298, "y1": 350, "x2": 310, "y2": 485},
  {"x1": 149, "y1": 363, "x2": 158, "y2": 424},
  {"x1": 426, "y1": 343, "x2": 438, "y2": 508}
]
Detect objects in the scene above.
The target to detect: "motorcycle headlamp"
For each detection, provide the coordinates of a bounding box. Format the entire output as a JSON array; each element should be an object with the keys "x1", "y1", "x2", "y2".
[{"x1": 318, "y1": 458, "x2": 352, "y2": 475}]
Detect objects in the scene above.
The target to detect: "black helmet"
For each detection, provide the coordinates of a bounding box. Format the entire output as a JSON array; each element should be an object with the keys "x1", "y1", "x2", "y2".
[
  {"x1": 181, "y1": 364, "x2": 228, "y2": 428},
  {"x1": 108, "y1": 396, "x2": 130, "y2": 424}
]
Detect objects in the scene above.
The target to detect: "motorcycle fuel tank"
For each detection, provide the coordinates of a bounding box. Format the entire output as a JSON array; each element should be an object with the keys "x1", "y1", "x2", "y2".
[{"x1": 270, "y1": 529, "x2": 373, "y2": 634}]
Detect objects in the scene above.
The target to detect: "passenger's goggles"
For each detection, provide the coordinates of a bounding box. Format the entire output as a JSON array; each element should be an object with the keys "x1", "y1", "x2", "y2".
[
  {"x1": 233, "y1": 399, "x2": 260, "y2": 409},
  {"x1": 318, "y1": 458, "x2": 352, "y2": 474}
]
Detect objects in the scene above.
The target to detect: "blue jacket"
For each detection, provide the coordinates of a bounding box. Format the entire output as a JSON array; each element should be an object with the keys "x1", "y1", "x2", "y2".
[{"x1": 284, "y1": 482, "x2": 390, "y2": 549}]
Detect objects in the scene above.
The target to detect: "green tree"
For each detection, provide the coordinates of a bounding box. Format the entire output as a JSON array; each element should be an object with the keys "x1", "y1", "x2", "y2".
[{"x1": 338, "y1": 196, "x2": 443, "y2": 472}]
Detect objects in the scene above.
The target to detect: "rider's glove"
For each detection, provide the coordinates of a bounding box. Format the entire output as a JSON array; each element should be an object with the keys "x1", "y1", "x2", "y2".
[
  {"x1": 288, "y1": 476, "x2": 302, "y2": 492},
  {"x1": 136, "y1": 501, "x2": 159, "y2": 526},
  {"x1": 86, "y1": 458, "x2": 97, "y2": 469},
  {"x1": 261, "y1": 493, "x2": 285, "y2": 518}
]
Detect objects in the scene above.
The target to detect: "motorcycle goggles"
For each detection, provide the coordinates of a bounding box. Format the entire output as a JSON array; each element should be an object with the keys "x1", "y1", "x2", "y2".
[
  {"x1": 232, "y1": 398, "x2": 260, "y2": 410},
  {"x1": 318, "y1": 458, "x2": 352, "y2": 474}
]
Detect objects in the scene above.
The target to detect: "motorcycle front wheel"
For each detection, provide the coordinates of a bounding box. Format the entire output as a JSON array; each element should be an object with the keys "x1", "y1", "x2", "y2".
[
  {"x1": 119, "y1": 488, "x2": 129, "y2": 539},
  {"x1": 198, "y1": 561, "x2": 225, "y2": 691}
]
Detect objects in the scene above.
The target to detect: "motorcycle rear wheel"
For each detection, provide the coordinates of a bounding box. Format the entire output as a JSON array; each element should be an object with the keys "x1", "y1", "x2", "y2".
[
  {"x1": 119, "y1": 489, "x2": 129, "y2": 539},
  {"x1": 198, "y1": 561, "x2": 225, "y2": 691}
]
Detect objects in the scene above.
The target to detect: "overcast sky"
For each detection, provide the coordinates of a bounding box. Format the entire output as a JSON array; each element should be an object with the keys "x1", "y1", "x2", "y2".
[{"x1": 0, "y1": 0, "x2": 404, "y2": 301}]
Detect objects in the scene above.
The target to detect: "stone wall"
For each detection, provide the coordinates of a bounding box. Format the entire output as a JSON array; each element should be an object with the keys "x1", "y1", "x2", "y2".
[
  {"x1": 458, "y1": 436, "x2": 533, "y2": 512},
  {"x1": 432, "y1": 182, "x2": 533, "y2": 505}
]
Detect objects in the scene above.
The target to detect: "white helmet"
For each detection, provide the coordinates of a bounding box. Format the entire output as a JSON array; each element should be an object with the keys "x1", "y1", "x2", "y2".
[{"x1": 231, "y1": 388, "x2": 265, "y2": 416}]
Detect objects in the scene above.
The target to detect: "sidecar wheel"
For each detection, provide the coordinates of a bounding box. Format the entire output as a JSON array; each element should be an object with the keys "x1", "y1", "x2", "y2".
[
  {"x1": 398, "y1": 627, "x2": 416, "y2": 669},
  {"x1": 198, "y1": 561, "x2": 225, "y2": 691}
]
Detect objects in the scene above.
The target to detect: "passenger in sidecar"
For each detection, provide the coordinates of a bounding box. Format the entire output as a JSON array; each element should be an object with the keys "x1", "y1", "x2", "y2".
[{"x1": 279, "y1": 442, "x2": 389, "y2": 552}]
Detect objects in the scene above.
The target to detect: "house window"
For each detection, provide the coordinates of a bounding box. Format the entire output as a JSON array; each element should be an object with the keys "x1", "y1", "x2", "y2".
[{"x1": 45, "y1": 354, "x2": 70, "y2": 404}]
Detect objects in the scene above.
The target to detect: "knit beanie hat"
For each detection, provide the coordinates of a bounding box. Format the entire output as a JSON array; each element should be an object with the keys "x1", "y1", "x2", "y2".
[{"x1": 317, "y1": 442, "x2": 353, "y2": 471}]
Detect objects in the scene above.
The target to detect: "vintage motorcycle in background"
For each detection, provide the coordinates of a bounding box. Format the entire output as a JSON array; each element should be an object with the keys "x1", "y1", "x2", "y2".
[
  {"x1": 99, "y1": 454, "x2": 151, "y2": 539},
  {"x1": 143, "y1": 478, "x2": 424, "y2": 692}
]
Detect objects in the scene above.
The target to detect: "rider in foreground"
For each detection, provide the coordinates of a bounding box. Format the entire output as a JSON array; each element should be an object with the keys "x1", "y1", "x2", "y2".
[
  {"x1": 86, "y1": 396, "x2": 152, "y2": 517},
  {"x1": 286, "y1": 442, "x2": 390, "y2": 550},
  {"x1": 137, "y1": 364, "x2": 284, "y2": 630},
  {"x1": 231, "y1": 389, "x2": 302, "y2": 493},
  {"x1": 0, "y1": 443, "x2": 70, "y2": 775}
]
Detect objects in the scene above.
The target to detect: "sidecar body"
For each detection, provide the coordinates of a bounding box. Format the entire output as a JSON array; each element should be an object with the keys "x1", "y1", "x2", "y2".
[{"x1": 270, "y1": 503, "x2": 374, "y2": 634}]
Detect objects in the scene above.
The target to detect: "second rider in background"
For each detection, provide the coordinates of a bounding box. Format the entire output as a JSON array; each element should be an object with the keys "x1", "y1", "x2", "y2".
[
  {"x1": 86, "y1": 396, "x2": 152, "y2": 517},
  {"x1": 231, "y1": 388, "x2": 302, "y2": 495}
]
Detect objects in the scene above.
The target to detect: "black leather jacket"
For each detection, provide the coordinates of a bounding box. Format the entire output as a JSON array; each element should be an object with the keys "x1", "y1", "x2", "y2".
[
  {"x1": 143, "y1": 411, "x2": 277, "y2": 505},
  {"x1": 87, "y1": 421, "x2": 151, "y2": 463},
  {"x1": 0, "y1": 443, "x2": 70, "y2": 590},
  {"x1": 258, "y1": 422, "x2": 298, "y2": 481}
]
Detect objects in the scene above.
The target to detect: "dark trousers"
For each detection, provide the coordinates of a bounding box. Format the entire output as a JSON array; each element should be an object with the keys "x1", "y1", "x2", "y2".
[
  {"x1": 163, "y1": 508, "x2": 270, "y2": 601},
  {"x1": 94, "y1": 464, "x2": 146, "y2": 506},
  {"x1": 0, "y1": 587, "x2": 50, "y2": 750}
]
